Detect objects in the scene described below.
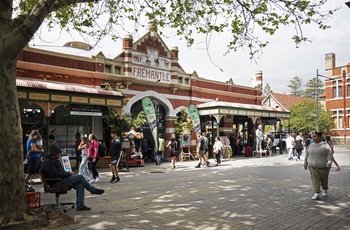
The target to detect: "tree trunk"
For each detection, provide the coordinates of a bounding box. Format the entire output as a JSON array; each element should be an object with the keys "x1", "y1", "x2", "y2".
[{"x1": 0, "y1": 47, "x2": 29, "y2": 225}]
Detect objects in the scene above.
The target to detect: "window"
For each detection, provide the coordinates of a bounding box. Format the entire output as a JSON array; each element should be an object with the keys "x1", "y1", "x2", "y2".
[
  {"x1": 104, "y1": 65, "x2": 112, "y2": 73},
  {"x1": 333, "y1": 117, "x2": 337, "y2": 128},
  {"x1": 114, "y1": 66, "x2": 121, "y2": 74},
  {"x1": 178, "y1": 77, "x2": 183, "y2": 84},
  {"x1": 184, "y1": 78, "x2": 189, "y2": 85},
  {"x1": 348, "y1": 84, "x2": 350, "y2": 96},
  {"x1": 338, "y1": 85, "x2": 343, "y2": 97}
]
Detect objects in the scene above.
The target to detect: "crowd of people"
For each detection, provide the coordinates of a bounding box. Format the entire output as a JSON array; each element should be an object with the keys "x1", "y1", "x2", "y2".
[
  {"x1": 23, "y1": 124, "x2": 341, "y2": 211},
  {"x1": 23, "y1": 125, "x2": 126, "y2": 211}
]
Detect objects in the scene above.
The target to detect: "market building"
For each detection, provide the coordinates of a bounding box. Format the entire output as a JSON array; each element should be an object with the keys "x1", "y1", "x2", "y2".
[
  {"x1": 16, "y1": 27, "x2": 290, "y2": 156},
  {"x1": 324, "y1": 53, "x2": 350, "y2": 144}
]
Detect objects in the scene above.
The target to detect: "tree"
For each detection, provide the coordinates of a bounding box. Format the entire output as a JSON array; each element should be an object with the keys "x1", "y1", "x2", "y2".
[
  {"x1": 174, "y1": 109, "x2": 194, "y2": 136},
  {"x1": 304, "y1": 77, "x2": 325, "y2": 98},
  {"x1": 288, "y1": 76, "x2": 304, "y2": 96},
  {"x1": 289, "y1": 99, "x2": 333, "y2": 134},
  {"x1": 263, "y1": 83, "x2": 271, "y2": 97},
  {"x1": 0, "y1": 0, "x2": 336, "y2": 226}
]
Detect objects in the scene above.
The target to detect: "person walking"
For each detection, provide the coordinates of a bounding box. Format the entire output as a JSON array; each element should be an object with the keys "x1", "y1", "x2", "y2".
[
  {"x1": 24, "y1": 125, "x2": 44, "y2": 184},
  {"x1": 88, "y1": 134, "x2": 101, "y2": 183},
  {"x1": 109, "y1": 130, "x2": 121, "y2": 183},
  {"x1": 294, "y1": 136, "x2": 304, "y2": 161},
  {"x1": 156, "y1": 134, "x2": 165, "y2": 165},
  {"x1": 303, "y1": 131, "x2": 334, "y2": 200},
  {"x1": 286, "y1": 134, "x2": 295, "y2": 160},
  {"x1": 213, "y1": 137, "x2": 223, "y2": 166},
  {"x1": 195, "y1": 132, "x2": 211, "y2": 168},
  {"x1": 167, "y1": 136, "x2": 178, "y2": 169},
  {"x1": 325, "y1": 136, "x2": 340, "y2": 171},
  {"x1": 74, "y1": 132, "x2": 82, "y2": 170},
  {"x1": 78, "y1": 137, "x2": 91, "y2": 181},
  {"x1": 41, "y1": 144, "x2": 104, "y2": 211}
]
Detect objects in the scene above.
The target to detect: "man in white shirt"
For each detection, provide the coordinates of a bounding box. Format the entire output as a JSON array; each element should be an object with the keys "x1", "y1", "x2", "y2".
[
  {"x1": 286, "y1": 133, "x2": 295, "y2": 160},
  {"x1": 255, "y1": 125, "x2": 264, "y2": 151}
]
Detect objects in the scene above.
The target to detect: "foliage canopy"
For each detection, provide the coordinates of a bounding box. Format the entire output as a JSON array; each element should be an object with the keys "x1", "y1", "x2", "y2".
[
  {"x1": 289, "y1": 99, "x2": 333, "y2": 134},
  {"x1": 8, "y1": 0, "x2": 337, "y2": 58}
]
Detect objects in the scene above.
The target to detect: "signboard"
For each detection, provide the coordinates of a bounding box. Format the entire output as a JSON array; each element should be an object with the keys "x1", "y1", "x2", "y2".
[
  {"x1": 189, "y1": 104, "x2": 201, "y2": 139},
  {"x1": 61, "y1": 156, "x2": 72, "y2": 172},
  {"x1": 70, "y1": 105, "x2": 102, "y2": 116},
  {"x1": 142, "y1": 97, "x2": 158, "y2": 153},
  {"x1": 132, "y1": 66, "x2": 170, "y2": 83}
]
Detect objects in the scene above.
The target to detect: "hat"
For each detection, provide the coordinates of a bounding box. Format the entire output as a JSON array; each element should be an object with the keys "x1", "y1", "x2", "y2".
[
  {"x1": 31, "y1": 125, "x2": 39, "y2": 131},
  {"x1": 48, "y1": 144, "x2": 62, "y2": 156}
]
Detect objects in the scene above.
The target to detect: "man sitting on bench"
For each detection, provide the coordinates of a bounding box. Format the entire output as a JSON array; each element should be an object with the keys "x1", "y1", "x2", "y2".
[{"x1": 41, "y1": 144, "x2": 105, "y2": 211}]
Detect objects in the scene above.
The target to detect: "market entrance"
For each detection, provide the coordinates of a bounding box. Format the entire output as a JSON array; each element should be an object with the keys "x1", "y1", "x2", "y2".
[{"x1": 130, "y1": 99, "x2": 166, "y2": 160}]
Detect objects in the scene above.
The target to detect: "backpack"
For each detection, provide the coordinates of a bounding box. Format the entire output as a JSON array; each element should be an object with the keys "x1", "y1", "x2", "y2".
[{"x1": 98, "y1": 143, "x2": 106, "y2": 157}]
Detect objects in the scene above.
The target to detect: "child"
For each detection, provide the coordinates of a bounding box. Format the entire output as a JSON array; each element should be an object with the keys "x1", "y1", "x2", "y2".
[
  {"x1": 78, "y1": 137, "x2": 91, "y2": 181},
  {"x1": 23, "y1": 130, "x2": 43, "y2": 164}
]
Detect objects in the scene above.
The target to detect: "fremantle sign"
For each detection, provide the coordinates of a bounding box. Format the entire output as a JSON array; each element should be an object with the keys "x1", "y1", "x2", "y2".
[{"x1": 132, "y1": 66, "x2": 170, "y2": 83}]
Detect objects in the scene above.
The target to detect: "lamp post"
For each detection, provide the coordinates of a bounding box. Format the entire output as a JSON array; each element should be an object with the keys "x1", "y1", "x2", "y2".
[
  {"x1": 315, "y1": 69, "x2": 329, "y2": 131},
  {"x1": 342, "y1": 70, "x2": 346, "y2": 144}
]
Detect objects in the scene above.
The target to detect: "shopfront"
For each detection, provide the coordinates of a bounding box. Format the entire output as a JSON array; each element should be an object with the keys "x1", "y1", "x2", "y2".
[
  {"x1": 197, "y1": 101, "x2": 290, "y2": 154},
  {"x1": 17, "y1": 79, "x2": 123, "y2": 157}
]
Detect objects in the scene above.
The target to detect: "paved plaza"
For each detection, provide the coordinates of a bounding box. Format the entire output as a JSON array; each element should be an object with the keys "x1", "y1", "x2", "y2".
[{"x1": 33, "y1": 146, "x2": 350, "y2": 230}]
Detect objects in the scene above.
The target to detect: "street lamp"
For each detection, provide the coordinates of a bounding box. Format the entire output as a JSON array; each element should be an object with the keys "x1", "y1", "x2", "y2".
[{"x1": 315, "y1": 69, "x2": 329, "y2": 131}]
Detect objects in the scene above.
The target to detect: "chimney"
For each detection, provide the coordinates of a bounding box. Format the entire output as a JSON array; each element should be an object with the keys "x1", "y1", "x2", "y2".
[
  {"x1": 325, "y1": 53, "x2": 335, "y2": 70},
  {"x1": 122, "y1": 34, "x2": 133, "y2": 49},
  {"x1": 255, "y1": 70, "x2": 263, "y2": 86},
  {"x1": 171, "y1": 46, "x2": 179, "y2": 59}
]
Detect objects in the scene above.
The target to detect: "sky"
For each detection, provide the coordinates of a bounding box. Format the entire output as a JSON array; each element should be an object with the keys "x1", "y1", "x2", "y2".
[{"x1": 31, "y1": 1, "x2": 350, "y2": 95}]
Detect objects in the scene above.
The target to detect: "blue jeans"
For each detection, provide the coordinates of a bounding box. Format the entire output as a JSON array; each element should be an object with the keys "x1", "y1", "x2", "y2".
[
  {"x1": 52, "y1": 174, "x2": 97, "y2": 208},
  {"x1": 215, "y1": 152, "x2": 221, "y2": 164},
  {"x1": 156, "y1": 151, "x2": 163, "y2": 164},
  {"x1": 90, "y1": 158, "x2": 99, "y2": 179},
  {"x1": 79, "y1": 155, "x2": 90, "y2": 180}
]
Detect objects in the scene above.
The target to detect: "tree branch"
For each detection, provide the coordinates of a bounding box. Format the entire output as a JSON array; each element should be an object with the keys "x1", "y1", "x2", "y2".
[{"x1": 52, "y1": 0, "x2": 97, "y2": 12}]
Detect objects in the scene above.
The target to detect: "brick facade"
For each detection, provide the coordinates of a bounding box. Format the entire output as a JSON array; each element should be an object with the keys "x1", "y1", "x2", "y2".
[
  {"x1": 16, "y1": 31, "x2": 264, "y2": 147},
  {"x1": 324, "y1": 53, "x2": 350, "y2": 144}
]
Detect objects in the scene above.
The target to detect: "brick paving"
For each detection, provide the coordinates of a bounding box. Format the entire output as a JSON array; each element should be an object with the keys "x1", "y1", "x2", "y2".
[{"x1": 32, "y1": 146, "x2": 350, "y2": 230}]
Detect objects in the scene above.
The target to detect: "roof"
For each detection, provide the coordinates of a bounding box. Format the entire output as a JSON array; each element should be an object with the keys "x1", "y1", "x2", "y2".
[
  {"x1": 16, "y1": 78, "x2": 123, "y2": 97},
  {"x1": 262, "y1": 92, "x2": 307, "y2": 110},
  {"x1": 197, "y1": 101, "x2": 289, "y2": 112},
  {"x1": 27, "y1": 44, "x2": 101, "y2": 58}
]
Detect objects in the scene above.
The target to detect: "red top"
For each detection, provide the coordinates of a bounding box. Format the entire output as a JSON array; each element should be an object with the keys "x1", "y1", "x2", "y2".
[{"x1": 89, "y1": 141, "x2": 100, "y2": 159}]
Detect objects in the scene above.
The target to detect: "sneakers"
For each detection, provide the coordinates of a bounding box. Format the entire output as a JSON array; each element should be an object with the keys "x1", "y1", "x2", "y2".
[
  {"x1": 322, "y1": 190, "x2": 328, "y2": 196},
  {"x1": 195, "y1": 163, "x2": 201, "y2": 168},
  {"x1": 23, "y1": 159, "x2": 28, "y2": 164},
  {"x1": 206, "y1": 161, "x2": 211, "y2": 167},
  {"x1": 109, "y1": 176, "x2": 120, "y2": 183},
  {"x1": 77, "y1": 205, "x2": 91, "y2": 211},
  {"x1": 89, "y1": 179, "x2": 96, "y2": 183},
  {"x1": 94, "y1": 177, "x2": 100, "y2": 183},
  {"x1": 311, "y1": 193, "x2": 319, "y2": 200},
  {"x1": 90, "y1": 188, "x2": 105, "y2": 195},
  {"x1": 109, "y1": 176, "x2": 116, "y2": 183}
]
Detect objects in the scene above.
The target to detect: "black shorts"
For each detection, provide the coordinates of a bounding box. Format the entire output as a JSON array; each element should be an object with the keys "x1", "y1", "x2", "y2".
[
  {"x1": 27, "y1": 158, "x2": 41, "y2": 174},
  {"x1": 110, "y1": 155, "x2": 120, "y2": 165}
]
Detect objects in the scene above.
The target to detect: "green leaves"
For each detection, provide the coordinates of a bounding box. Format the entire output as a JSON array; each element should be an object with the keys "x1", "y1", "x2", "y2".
[
  {"x1": 290, "y1": 99, "x2": 333, "y2": 134},
  {"x1": 13, "y1": 0, "x2": 336, "y2": 58}
]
